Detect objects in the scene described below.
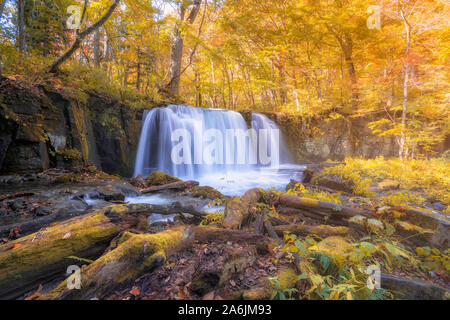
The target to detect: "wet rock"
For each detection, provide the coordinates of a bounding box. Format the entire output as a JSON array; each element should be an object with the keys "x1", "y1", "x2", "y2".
[
  {"x1": 381, "y1": 274, "x2": 447, "y2": 300},
  {"x1": 34, "y1": 206, "x2": 52, "y2": 217},
  {"x1": 433, "y1": 203, "x2": 446, "y2": 211},
  {"x1": 302, "y1": 168, "x2": 314, "y2": 183},
  {"x1": 129, "y1": 174, "x2": 146, "y2": 189},
  {"x1": 430, "y1": 221, "x2": 450, "y2": 249}
]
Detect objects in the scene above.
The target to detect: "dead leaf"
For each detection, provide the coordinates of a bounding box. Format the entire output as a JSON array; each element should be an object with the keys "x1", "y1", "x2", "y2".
[{"x1": 130, "y1": 286, "x2": 140, "y2": 296}]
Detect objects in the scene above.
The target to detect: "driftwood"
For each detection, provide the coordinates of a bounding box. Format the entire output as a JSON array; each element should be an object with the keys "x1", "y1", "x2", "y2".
[
  {"x1": 40, "y1": 227, "x2": 194, "y2": 300},
  {"x1": 140, "y1": 180, "x2": 199, "y2": 194}
]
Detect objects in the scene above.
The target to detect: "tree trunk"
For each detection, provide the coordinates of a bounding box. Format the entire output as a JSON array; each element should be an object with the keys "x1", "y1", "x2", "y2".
[
  {"x1": 93, "y1": 28, "x2": 100, "y2": 67},
  {"x1": 166, "y1": 0, "x2": 202, "y2": 95},
  {"x1": 46, "y1": 0, "x2": 119, "y2": 73},
  {"x1": 399, "y1": 9, "x2": 411, "y2": 160},
  {"x1": 17, "y1": 0, "x2": 25, "y2": 53}
]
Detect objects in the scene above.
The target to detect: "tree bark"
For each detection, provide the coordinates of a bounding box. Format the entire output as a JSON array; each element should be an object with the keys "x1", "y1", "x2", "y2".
[
  {"x1": 93, "y1": 28, "x2": 100, "y2": 67},
  {"x1": 166, "y1": 0, "x2": 202, "y2": 95},
  {"x1": 275, "y1": 195, "x2": 369, "y2": 218},
  {"x1": 17, "y1": 0, "x2": 25, "y2": 53},
  {"x1": 0, "y1": 211, "x2": 123, "y2": 299},
  {"x1": 46, "y1": 0, "x2": 120, "y2": 73},
  {"x1": 40, "y1": 227, "x2": 194, "y2": 300},
  {"x1": 399, "y1": 7, "x2": 411, "y2": 160}
]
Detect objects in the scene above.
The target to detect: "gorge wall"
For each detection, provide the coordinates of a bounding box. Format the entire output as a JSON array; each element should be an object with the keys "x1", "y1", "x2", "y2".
[{"x1": 0, "y1": 77, "x2": 143, "y2": 177}]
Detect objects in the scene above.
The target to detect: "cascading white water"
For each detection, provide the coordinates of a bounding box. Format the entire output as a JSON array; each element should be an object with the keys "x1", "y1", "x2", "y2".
[{"x1": 133, "y1": 104, "x2": 303, "y2": 195}]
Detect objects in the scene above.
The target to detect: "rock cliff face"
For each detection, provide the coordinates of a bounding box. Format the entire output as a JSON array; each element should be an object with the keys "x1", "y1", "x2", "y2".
[
  {"x1": 262, "y1": 112, "x2": 444, "y2": 162},
  {"x1": 0, "y1": 77, "x2": 143, "y2": 176}
]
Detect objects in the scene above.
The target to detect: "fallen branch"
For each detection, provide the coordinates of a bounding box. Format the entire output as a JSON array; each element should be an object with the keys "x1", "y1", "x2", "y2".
[
  {"x1": 140, "y1": 180, "x2": 199, "y2": 194},
  {"x1": 274, "y1": 224, "x2": 350, "y2": 238}
]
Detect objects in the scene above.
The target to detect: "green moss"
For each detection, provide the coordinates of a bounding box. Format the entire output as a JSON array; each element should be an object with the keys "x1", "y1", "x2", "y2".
[
  {"x1": 145, "y1": 171, "x2": 181, "y2": 186},
  {"x1": 189, "y1": 186, "x2": 224, "y2": 200},
  {"x1": 0, "y1": 212, "x2": 121, "y2": 291},
  {"x1": 57, "y1": 148, "x2": 83, "y2": 164}
]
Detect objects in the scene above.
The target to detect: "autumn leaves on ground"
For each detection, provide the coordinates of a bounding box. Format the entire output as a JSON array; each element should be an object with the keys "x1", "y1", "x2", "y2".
[{"x1": 0, "y1": 0, "x2": 449, "y2": 300}]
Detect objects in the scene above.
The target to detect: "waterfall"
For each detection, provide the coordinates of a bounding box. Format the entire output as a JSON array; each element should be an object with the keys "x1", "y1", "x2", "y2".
[{"x1": 133, "y1": 105, "x2": 302, "y2": 195}]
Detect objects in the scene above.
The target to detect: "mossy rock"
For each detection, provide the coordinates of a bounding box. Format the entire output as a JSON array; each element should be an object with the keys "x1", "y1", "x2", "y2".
[
  {"x1": 145, "y1": 171, "x2": 181, "y2": 186},
  {"x1": 188, "y1": 186, "x2": 224, "y2": 200}
]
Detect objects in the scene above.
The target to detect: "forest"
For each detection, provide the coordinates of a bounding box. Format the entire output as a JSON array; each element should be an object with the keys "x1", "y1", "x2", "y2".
[{"x1": 0, "y1": 0, "x2": 448, "y2": 302}]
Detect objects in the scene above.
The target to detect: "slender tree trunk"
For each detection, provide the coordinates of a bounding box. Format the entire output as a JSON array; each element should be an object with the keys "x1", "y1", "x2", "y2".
[
  {"x1": 399, "y1": 9, "x2": 411, "y2": 160},
  {"x1": 17, "y1": 0, "x2": 25, "y2": 53},
  {"x1": 93, "y1": 28, "x2": 100, "y2": 67},
  {"x1": 46, "y1": 0, "x2": 119, "y2": 73}
]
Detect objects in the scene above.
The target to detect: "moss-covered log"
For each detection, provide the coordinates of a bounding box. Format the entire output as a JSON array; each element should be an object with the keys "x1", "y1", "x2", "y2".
[
  {"x1": 274, "y1": 224, "x2": 350, "y2": 238},
  {"x1": 276, "y1": 195, "x2": 368, "y2": 218},
  {"x1": 40, "y1": 226, "x2": 194, "y2": 300},
  {"x1": 192, "y1": 226, "x2": 269, "y2": 245},
  {"x1": 106, "y1": 202, "x2": 207, "y2": 217},
  {"x1": 0, "y1": 211, "x2": 122, "y2": 299}
]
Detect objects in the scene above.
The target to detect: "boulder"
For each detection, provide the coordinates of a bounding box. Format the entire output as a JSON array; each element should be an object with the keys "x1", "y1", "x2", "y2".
[
  {"x1": 381, "y1": 274, "x2": 447, "y2": 300},
  {"x1": 145, "y1": 171, "x2": 181, "y2": 186},
  {"x1": 188, "y1": 186, "x2": 224, "y2": 200}
]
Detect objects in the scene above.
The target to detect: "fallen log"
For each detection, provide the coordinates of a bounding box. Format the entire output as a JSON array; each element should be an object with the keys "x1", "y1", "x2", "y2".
[
  {"x1": 0, "y1": 202, "x2": 205, "y2": 299},
  {"x1": 277, "y1": 195, "x2": 369, "y2": 218},
  {"x1": 40, "y1": 226, "x2": 194, "y2": 300},
  {"x1": 192, "y1": 226, "x2": 270, "y2": 245},
  {"x1": 0, "y1": 211, "x2": 123, "y2": 299},
  {"x1": 273, "y1": 224, "x2": 350, "y2": 238},
  {"x1": 140, "y1": 180, "x2": 199, "y2": 194},
  {"x1": 277, "y1": 206, "x2": 348, "y2": 226},
  {"x1": 106, "y1": 202, "x2": 207, "y2": 217}
]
